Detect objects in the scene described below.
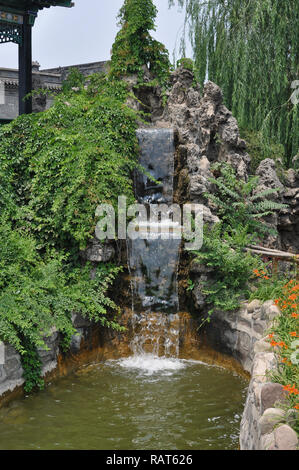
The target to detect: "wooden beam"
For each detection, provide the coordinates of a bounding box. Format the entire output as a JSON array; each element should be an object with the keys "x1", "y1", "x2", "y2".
[{"x1": 18, "y1": 13, "x2": 32, "y2": 115}]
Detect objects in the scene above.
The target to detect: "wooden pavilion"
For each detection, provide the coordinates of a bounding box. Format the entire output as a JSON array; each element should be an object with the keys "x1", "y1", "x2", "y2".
[{"x1": 0, "y1": 1, "x2": 73, "y2": 114}]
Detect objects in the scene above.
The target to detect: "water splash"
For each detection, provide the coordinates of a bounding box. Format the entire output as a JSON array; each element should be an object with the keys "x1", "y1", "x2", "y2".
[
  {"x1": 117, "y1": 355, "x2": 187, "y2": 375},
  {"x1": 127, "y1": 128, "x2": 182, "y2": 364}
]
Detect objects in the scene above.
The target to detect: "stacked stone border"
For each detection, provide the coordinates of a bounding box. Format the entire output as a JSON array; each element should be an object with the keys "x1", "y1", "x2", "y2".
[{"x1": 205, "y1": 299, "x2": 298, "y2": 450}]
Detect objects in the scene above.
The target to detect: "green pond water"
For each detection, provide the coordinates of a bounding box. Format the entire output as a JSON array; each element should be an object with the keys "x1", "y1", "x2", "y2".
[{"x1": 0, "y1": 355, "x2": 248, "y2": 450}]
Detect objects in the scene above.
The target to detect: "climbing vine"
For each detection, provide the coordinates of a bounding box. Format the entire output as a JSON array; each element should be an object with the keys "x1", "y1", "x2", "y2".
[
  {"x1": 110, "y1": 0, "x2": 171, "y2": 90},
  {"x1": 0, "y1": 72, "x2": 138, "y2": 391}
]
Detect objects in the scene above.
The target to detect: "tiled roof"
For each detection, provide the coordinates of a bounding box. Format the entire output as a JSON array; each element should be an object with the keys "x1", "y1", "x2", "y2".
[
  {"x1": 2, "y1": 78, "x2": 61, "y2": 90},
  {"x1": 0, "y1": 1, "x2": 73, "y2": 12}
]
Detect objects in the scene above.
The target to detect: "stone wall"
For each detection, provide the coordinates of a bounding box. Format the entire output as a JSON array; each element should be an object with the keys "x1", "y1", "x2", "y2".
[
  {"x1": 0, "y1": 61, "x2": 108, "y2": 121},
  {"x1": 0, "y1": 329, "x2": 60, "y2": 400},
  {"x1": 205, "y1": 300, "x2": 298, "y2": 450},
  {"x1": 41, "y1": 61, "x2": 108, "y2": 81}
]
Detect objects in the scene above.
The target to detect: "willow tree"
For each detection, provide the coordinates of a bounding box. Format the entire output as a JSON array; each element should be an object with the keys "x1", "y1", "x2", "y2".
[
  {"x1": 110, "y1": 0, "x2": 171, "y2": 88},
  {"x1": 170, "y1": 0, "x2": 299, "y2": 167}
]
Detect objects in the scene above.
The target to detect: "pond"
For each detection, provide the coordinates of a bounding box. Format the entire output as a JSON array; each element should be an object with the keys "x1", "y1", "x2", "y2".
[{"x1": 0, "y1": 354, "x2": 247, "y2": 450}]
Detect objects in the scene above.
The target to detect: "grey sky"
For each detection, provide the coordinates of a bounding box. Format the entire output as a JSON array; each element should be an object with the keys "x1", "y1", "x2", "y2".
[{"x1": 0, "y1": 0, "x2": 191, "y2": 70}]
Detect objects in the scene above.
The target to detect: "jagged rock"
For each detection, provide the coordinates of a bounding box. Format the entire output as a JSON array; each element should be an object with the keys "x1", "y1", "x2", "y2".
[
  {"x1": 189, "y1": 259, "x2": 213, "y2": 275},
  {"x1": 32, "y1": 68, "x2": 47, "y2": 113},
  {"x1": 247, "y1": 300, "x2": 262, "y2": 313},
  {"x1": 259, "y1": 408, "x2": 286, "y2": 435},
  {"x1": 81, "y1": 240, "x2": 115, "y2": 263},
  {"x1": 254, "y1": 338, "x2": 272, "y2": 354},
  {"x1": 160, "y1": 68, "x2": 250, "y2": 203},
  {"x1": 253, "y1": 158, "x2": 299, "y2": 252},
  {"x1": 260, "y1": 383, "x2": 288, "y2": 413},
  {"x1": 192, "y1": 276, "x2": 208, "y2": 310},
  {"x1": 273, "y1": 424, "x2": 298, "y2": 450},
  {"x1": 256, "y1": 159, "x2": 284, "y2": 191}
]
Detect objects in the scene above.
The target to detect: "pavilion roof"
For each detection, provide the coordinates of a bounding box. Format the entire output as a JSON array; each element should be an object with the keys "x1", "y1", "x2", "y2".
[{"x1": 0, "y1": 1, "x2": 73, "y2": 14}]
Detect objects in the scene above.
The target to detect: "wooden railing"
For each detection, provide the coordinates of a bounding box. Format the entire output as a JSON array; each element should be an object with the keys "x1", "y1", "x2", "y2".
[{"x1": 245, "y1": 245, "x2": 299, "y2": 279}]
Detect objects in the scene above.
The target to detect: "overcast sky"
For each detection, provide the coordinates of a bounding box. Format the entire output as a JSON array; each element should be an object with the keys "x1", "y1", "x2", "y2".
[{"x1": 0, "y1": 0, "x2": 191, "y2": 70}]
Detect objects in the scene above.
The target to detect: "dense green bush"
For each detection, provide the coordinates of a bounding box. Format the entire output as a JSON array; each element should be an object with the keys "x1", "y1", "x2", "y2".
[
  {"x1": 0, "y1": 74, "x2": 139, "y2": 252},
  {"x1": 0, "y1": 72, "x2": 138, "y2": 391},
  {"x1": 190, "y1": 162, "x2": 287, "y2": 316},
  {"x1": 110, "y1": 0, "x2": 171, "y2": 89},
  {"x1": 192, "y1": 224, "x2": 262, "y2": 314}
]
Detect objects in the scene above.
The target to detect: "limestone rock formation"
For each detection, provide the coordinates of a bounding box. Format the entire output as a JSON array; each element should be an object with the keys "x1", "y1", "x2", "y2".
[
  {"x1": 159, "y1": 67, "x2": 251, "y2": 204},
  {"x1": 254, "y1": 158, "x2": 299, "y2": 252}
]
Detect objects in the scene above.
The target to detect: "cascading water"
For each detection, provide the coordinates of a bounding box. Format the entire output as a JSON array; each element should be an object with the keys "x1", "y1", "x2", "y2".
[
  {"x1": 0, "y1": 127, "x2": 248, "y2": 450},
  {"x1": 123, "y1": 128, "x2": 183, "y2": 369}
]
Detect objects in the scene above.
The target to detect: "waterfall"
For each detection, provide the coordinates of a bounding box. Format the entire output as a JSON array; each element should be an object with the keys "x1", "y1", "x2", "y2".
[{"x1": 126, "y1": 128, "x2": 182, "y2": 361}]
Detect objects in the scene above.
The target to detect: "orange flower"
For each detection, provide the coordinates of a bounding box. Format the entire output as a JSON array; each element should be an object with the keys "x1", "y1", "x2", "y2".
[
  {"x1": 288, "y1": 385, "x2": 299, "y2": 395},
  {"x1": 281, "y1": 358, "x2": 287, "y2": 363},
  {"x1": 290, "y1": 332, "x2": 298, "y2": 337},
  {"x1": 268, "y1": 333, "x2": 275, "y2": 339},
  {"x1": 291, "y1": 313, "x2": 299, "y2": 319},
  {"x1": 270, "y1": 340, "x2": 278, "y2": 347},
  {"x1": 291, "y1": 304, "x2": 298, "y2": 309},
  {"x1": 253, "y1": 269, "x2": 261, "y2": 277},
  {"x1": 294, "y1": 404, "x2": 299, "y2": 410},
  {"x1": 288, "y1": 294, "x2": 297, "y2": 301},
  {"x1": 274, "y1": 299, "x2": 281, "y2": 305},
  {"x1": 264, "y1": 276, "x2": 270, "y2": 280},
  {"x1": 282, "y1": 305, "x2": 288, "y2": 309},
  {"x1": 283, "y1": 384, "x2": 292, "y2": 392}
]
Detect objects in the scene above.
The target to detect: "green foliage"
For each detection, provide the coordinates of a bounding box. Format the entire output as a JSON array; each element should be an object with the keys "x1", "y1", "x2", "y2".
[
  {"x1": 190, "y1": 162, "x2": 288, "y2": 315},
  {"x1": 265, "y1": 281, "x2": 299, "y2": 418},
  {"x1": 110, "y1": 0, "x2": 171, "y2": 89},
  {"x1": 249, "y1": 273, "x2": 289, "y2": 304},
  {"x1": 0, "y1": 73, "x2": 139, "y2": 252},
  {"x1": 0, "y1": 216, "x2": 123, "y2": 355},
  {"x1": 205, "y1": 162, "x2": 287, "y2": 240},
  {"x1": 0, "y1": 72, "x2": 137, "y2": 391},
  {"x1": 240, "y1": 128, "x2": 286, "y2": 176},
  {"x1": 18, "y1": 335, "x2": 44, "y2": 394},
  {"x1": 62, "y1": 67, "x2": 86, "y2": 94},
  {"x1": 176, "y1": 58, "x2": 194, "y2": 72},
  {"x1": 170, "y1": 0, "x2": 299, "y2": 167}
]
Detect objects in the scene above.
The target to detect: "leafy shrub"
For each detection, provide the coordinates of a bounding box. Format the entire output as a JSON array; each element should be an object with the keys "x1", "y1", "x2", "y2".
[
  {"x1": 0, "y1": 73, "x2": 138, "y2": 391},
  {"x1": 0, "y1": 215, "x2": 123, "y2": 391},
  {"x1": 190, "y1": 162, "x2": 288, "y2": 316},
  {"x1": 192, "y1": 224, "x2": 262, "y2": 314},
  {"x1": 205, "y1": 162, "x2": 287, "y2": 239}
]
